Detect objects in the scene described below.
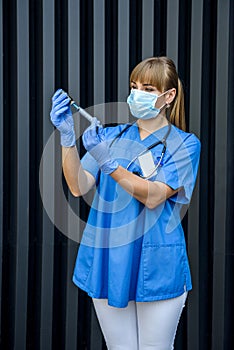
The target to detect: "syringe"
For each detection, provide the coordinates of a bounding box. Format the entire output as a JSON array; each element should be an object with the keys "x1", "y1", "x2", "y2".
[{"x1": 62, "y1": 90, "x2": 94, "y2": 123}]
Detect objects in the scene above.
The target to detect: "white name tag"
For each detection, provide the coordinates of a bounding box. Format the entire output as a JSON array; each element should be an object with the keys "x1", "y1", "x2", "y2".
[{"x1": 138, "y1": 151, "x2": 155, "y2": 177}]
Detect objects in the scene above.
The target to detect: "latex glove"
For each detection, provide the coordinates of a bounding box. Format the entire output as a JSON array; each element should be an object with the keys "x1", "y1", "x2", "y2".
[
  {"x1": 82, "y1": 118, "x2": 118, "y2": 174},
  {"x1": 50, "y1": 89, "x2": 76, "y2": 147}
]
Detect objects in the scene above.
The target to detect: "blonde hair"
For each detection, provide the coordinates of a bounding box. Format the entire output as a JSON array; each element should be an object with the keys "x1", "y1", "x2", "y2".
[{"x1": 130, "y1": 57, "x2": 186, "y2": 131}]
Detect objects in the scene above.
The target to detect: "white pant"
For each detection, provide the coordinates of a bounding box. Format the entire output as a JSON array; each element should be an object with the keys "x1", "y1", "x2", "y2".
[{"x1": 93, "y1": 292, "x2": 187, "y2": 350}]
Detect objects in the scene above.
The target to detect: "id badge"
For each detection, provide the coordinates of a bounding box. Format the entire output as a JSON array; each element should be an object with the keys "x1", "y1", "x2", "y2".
[{"x1": 138, "y1": 151, "x2": 155, "y2": 178}]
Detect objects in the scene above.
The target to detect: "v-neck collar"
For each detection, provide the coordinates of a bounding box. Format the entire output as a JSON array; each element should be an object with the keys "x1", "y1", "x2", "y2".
[{"x1": 132, "y1": 123, "x2": 170, "y2": 146}]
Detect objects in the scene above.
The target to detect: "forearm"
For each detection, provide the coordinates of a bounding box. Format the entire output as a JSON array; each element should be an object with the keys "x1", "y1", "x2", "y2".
[
  {"x1": 79, "y1": 120, "x2": 176, "y2": 205},
  {"x1": 62, "y1": 146, "x2": 94, "y2": 196},
  {"x1": 110, "y1": 166, "x2": 175, "y2": 209}
]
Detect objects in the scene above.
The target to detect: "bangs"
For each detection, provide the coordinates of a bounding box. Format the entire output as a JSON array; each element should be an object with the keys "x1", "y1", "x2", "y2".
[{"x1": 130, "y1": 59, "x2": 166, "y2": 92}]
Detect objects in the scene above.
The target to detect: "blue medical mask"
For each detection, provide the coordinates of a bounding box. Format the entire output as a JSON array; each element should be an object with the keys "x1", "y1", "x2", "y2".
[{"x1": 127, "y1": 89, "x2": 168, "y2": 120}]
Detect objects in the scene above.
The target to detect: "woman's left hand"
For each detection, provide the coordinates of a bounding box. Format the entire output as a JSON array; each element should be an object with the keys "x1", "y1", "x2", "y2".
[{"x1": 82, "y1": 118, "x2": 119, "y2": 174}]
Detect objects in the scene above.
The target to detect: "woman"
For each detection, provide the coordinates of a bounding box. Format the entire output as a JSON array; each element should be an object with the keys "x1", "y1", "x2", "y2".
[{"x1": 50, "y1": 57, "x2": 200, "y2": 349}]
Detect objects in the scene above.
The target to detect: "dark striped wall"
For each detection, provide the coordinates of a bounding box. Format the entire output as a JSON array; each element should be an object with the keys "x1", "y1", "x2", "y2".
[{"x1": 0, "y1": 0, "x2": 233, "y2": 349}]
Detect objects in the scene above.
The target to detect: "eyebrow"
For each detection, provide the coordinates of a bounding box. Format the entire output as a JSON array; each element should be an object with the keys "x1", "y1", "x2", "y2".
[{"x1": 131, "y1": 81, "x2": 155, "y2": 86}]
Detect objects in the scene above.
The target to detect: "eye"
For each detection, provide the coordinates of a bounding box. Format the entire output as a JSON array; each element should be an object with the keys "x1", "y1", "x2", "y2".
[{"x1": 145, "y1": 87, "x2": 155, "y2": 92}]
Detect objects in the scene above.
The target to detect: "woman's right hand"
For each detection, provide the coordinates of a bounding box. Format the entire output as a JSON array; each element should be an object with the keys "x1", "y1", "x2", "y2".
[{"x1": 50, "y1": 89, "x2": 76, "y2": 147}]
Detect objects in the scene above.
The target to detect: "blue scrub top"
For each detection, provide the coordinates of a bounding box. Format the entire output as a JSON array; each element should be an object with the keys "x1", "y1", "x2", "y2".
[{"x1": 73, "y1": 123, "x2": 201, "y2": 307}]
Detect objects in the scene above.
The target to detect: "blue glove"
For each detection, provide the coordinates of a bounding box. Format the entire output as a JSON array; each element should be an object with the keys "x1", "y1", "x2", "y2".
[
  {"x1": 50, "y1": 89, "x2": 76, "y2": 147},
  {"x1": 82, "y1": 118, "x2": 119, "y2": 174}
]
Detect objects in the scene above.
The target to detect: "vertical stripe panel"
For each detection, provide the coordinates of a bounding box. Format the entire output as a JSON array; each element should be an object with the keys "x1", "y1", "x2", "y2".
[
  {"x1": 118, "y1": 0, "x2": 130, "y2": 102},
  {"x1": 129, "y1": 0, "x2": 142, "y2": 72},
  {"x1": 90, "y1": 305, "x2": 103, "y2": 350},
  {"x1": 0, "y1": 0, "x2": 3, "y2": 330},
  {"x1": 79, "y1": 0, "x2": 94, "y2": 109},
  {"x1": 105, "y1": 0, "x2": 118, "y2": 124},
  {"x1": 166, "y1": 0, "x2": 179, "y2": 64},
  {"x1": 199, "y1": 1, "x2": 217, "y2": 348},
  {"x1": 65, "y1": 241, "x2": 79, "y2": 350},
  {"x1": 68, "y1": 0, "x2": 80, "y2": 100},
  {"x1": 14, "y1": 1, "x2": 29, "y2": 347},
  {"x1": 94, "y1": 0, "x2": 105, "y2": 106},
  {"x1": 93, "y1": 0, "x2": 105, "y2": 126},
  {"x1": 212, "y1": 0, "x2": 230, "y2": 348},
  {"x1": 142, "y1": 0, "x2": 154, "y2": 59},
  {"x1": 2, "y1": 0, "x2": 18, "y2": 347},
  {"x1": 40, "y1": 1, "x2": 55, "y2": 349},
  {"x1": 117, "y1": 0, "x2": 130, "y2": 124},
  {"x1": 187, "y1": 0, "x2": 203, "y2": 349},
  {"x1": 153, "y1": 0, "x2": 167, "y2": 56},
  {"x1": 224, "y1": 1, "x2": 234, "y2": 347}
]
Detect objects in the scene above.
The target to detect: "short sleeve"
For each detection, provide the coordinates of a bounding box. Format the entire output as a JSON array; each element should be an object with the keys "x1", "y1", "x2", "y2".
[
  {"x1": 81, "y1": 152, "x2": 100, "y2": 184},
  {"x1": 155, "y1": 132, "x2": 201, "y2": 204}
]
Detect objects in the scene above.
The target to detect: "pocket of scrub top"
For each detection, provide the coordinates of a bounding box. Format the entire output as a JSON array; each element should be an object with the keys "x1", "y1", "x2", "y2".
[{"x1": 142, "y1": 244, "x2": 186, "y2": 297}]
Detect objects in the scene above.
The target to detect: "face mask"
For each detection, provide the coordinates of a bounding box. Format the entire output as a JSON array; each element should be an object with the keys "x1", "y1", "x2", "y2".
[{"x1": 127, "y1": 89, "x2": 168, "y2": 120}]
